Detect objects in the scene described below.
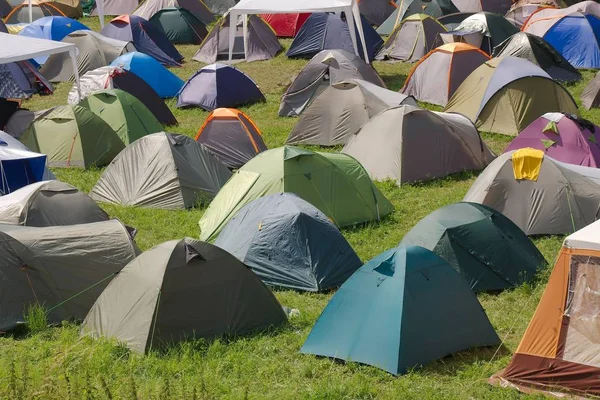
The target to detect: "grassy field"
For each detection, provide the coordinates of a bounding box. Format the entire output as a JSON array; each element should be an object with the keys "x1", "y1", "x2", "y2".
[{"x1": 1, "y1": 16, "x2": 598, "y2": 399}]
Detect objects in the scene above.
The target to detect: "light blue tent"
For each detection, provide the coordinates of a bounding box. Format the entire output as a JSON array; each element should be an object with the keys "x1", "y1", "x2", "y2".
[
  {"x1": 215, "y1": 193, "x2": 362, "y2": 292},
  {"x1": 301, "y1": 245, "x2": 500, "y2": 375}
]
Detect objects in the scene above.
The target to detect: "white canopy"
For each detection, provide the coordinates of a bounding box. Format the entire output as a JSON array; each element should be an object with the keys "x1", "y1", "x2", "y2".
[
  {"x1": 0, "y1": 32, "x2": 81, "y2": 100},
  {"x1": 228, "y1": 0, "x2": 370, "y2": 62},
  {"x1": 25, "y1": 0, "x2": 105, "y2": 28},
  {"x1": 564, "y1": 221, "x2": 600, "y2": 251}
]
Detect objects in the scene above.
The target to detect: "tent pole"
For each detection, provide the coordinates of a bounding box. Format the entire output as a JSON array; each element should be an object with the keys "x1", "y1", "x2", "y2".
[
  {"x1": 242, "y1": 14, "x2": 248, "y2": 60},
  {"x1": 228, "y1": 12, "x2": 237, "y2": 64},
  {"x1": 70, "y1": 49, "x2": 82, "y2": 102},
  {"x1": 352, "y1": 2, "x2": 370, "y2": 63},
  {"x1": 97, "y1": 0, "x2": 105, "y2": 29},
  {"x1": 28, "y1": 0, "x2": 32, "y2": 23}
]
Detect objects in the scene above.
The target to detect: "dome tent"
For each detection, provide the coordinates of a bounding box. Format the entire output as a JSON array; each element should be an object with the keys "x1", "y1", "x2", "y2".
[
  {"x1": 452, "y1": 0, "x2": 512, "y2": 14},
  {"x1": 358, "y1": 0, "x2": 397, "y2": 26},
  {"x1": 133, "y1": 0, "x2": 214, "y2": 25},
  {"x1": 6, "y1": 0, "x2": 82, "y2": 23},
  {"x1": 177, "y1": 64, "x2": 265, "y2": 110},
  {"x1": 0, "y1": 61, "x2": 54, "y2": 99},
  {"x1": 0, "y1": 0, "x2": 12, "y2": 17},
  {"x1": 444, "y1": 57, "x2": 578, "y2": 136},
  {"x1": 203, "y1": 0, "x2": 234, "y2": 14},
  {"x1": 279, "y1": 49, "x2": 386, "y2": 117},
  {"x1": 78, "y1": 89, "x2": 163, "y2": 146},
  {"x1": 20, "y1": 105, "x2": 125, "y2": 169},
  {"x1": 286, "y1": 79, "x2": 417, "y2": 146},
  {"x1": 80, "y1": 238, "x2": 287, "y2": 353},
  {"x1": 0, "y1": 180, "x2": 108, "y2": 226},
  {"x1": 199, "y1": 146, "x2": 394, "y2": 241},
  {"x1": 582, "y1": 71, "x2": 600, "y2": 110},
  {"x1": 343, "y1": 105, "x2": 495, "y2": 185},
  {"x1": 260, "y1": 13, "x2": 310, "y2": 37},
  {"x1": 91, "y1": 0, "x2": 140, "y2": 16},
  {"x1": 195, "y1": 108, "x2": 267, "y2": 169},
  {"x1": 215, "y1": 193, "x2": 362, "y2": 292},
  {"x1": 147, "y1": 7, "x2": 209, "y2": 44},
  {"x1": 400, "y1": 202, "x2": 546, "y2": 292},
  {"x1": 301, "y1": 245, "x2": 500, "y2": 375},
  {"x1": 377, "y1": 0, "x2": 459, "y2": 35},
  {"x1": 90, "y1": 132, "x2": 231, "y2": 209}
]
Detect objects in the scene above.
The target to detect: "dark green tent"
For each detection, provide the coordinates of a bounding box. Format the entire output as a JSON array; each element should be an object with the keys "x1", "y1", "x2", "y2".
[
  {"x1": 400, "y1": 202, "x2": 547, "y2": 292},
  {"x1": 150, "y1": 7, "x2": 209, "y2": 44}
]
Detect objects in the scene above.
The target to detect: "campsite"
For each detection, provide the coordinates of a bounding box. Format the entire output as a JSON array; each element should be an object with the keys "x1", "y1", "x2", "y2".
[{"x1": 1, "y1": 0, "x2": 600, "y2": 398}]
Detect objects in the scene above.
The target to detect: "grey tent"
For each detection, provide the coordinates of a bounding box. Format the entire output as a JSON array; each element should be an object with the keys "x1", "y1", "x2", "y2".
[
  {"x1": 91, "y1": 0, "x2": 139, "y2": 15},
  {"x1": 215, "y1": 193, "x2": 362, "y2": 292},
  {"x1": 203, "y1": 0, "x2": 234, "y2": 14},
  {"x1": 0, "y1": 180, "x2": 108, "y2": 226},
  {"x1": 3, "y1": 109, "x2": 51, "y2": 139},
  {"x1": 286, "y1": 79, "x2": 417, "y2": 146},
  {"x1": 279, "y1": 49, "x2": 386, "y2": 117},
  {"x1": 581, "y1": 71, "x2": 600, "y2": 110},
  {"x1": 343, "y1": 105, "x2": 496, "y2": 184},
  {"x1": 133, "y1": 0, "x2": 214, "y2": 25},
  {"x1": 0, "y1": 220, "x2": 140, "y2": 331},
  {"x1": 193, "y1": 13, "x2": 281, "y2": 63},
  {"x1": 80, "y1": 238, "x2": 287, "y2": 353},
  {"x1": 493, "y1": 32, "x2": 581, "y2": 83},
  {"x1": 359, "y1": 0, "x2": 398, "y2": 26},
  {"x1": 40, "y1": 30, "x2": 135, "y2": 83},
  {"x1": 90, "y1": 132, "x2": 231, "y2": 209},
  {"x1": 464, "y1": 149, "x2": 600, "y2": 235}
]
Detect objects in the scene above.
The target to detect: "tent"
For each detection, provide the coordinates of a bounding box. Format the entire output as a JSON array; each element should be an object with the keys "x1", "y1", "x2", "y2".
[
  {"x1": 215, "y1": 193, "x2": 361, "y2": 292},
  {"x1": 279, "y1": 49, "x2": 385, "y2": 117},
  {"x1": 177, "y1": 64, "x2": 265, "y2": 110},
  {"x1": 581, "y1": 71, "x2": 600, "y2": 110},
  {"x1": 437, "y1": 11, "x2": 474, "y2": 30},
  {"x1": 444, "y1": 57, "x2": 579, "y2": 136},
  {"x1": 199, "y1": 146, "x2": 393, "y2": 241},
  {"x1": 229, "y1": 0, "x2": 371, "y2": 62},
  {"x1": 20, "y1": 105, "x2": 124, "y2": 169},
  {"x1": 523, "y1": 12, "x2": 600, "y2": 69},
  {"x1": 192, "y1": 13, "x2": 281, "y2": 63},
  {"x1": 377, "y1": 0, "x2": 458, "y2": 35},
  {"x1": 493, "y1": 32, "x2": 581, "y2": 84},
  {"x1": 80, "y1": 238, "x2": 287, "y2": 353},
  {"x1": 0, "y1": 180, "x2": 108, "y2": 226},
  {"x1": 0, "y1": 219, "x2": 140, "y2": 332},
  {"x1": 90, "y1": 132, "x2": 231, "y2": 209},
  {"x1": 463, "y1": 148, "x2": 600, "y2": 235},
  {"x1": 343, "y1": 105, "x2": 495, "y2": 184},
  {"x1": 285, "y1": 79, "x2": 417, "y2": 146},
  {"x1": 101, "y1": 15, "x2": 183, "y2": 67},
  {"x1": 400, "y1": 202, "x2": 546, "y2": 292},
  {"x1": 260, "y1": 12, "x2": 309, "y2": 37},
  {"x1": 40, "y1": 30, "x2": 135, "y2": 83},
  {"x1": 401, "y1": 42, "x2": 489, "y2": 106},
  {"x1": 18, "y1": 17, "x2": 89, "y2": 63},
  {"x1": 0, "y1": 100, "x2": 18, "y2": 131},
  {"x1": 439, "y1": 12, "x2": 519, "y2": 54},
  {"x1": 4, "y1": 109, "x2": 51, "y2": 139},
  {"x1": 300, "y1": 245, "x2": 500, "y2": 375},
  {"x1": 67, "y1": 66, "x2": 177, "y2": 126},
  {"x1": 5, "y1": 0, "x2": 82, "y2": 23},
  {"x1": 505, "y1": 3, "x2": 557, "y2": 28},
  {"x1": 110, "y1": 52, "x2": 184, "y2": 98},
  {"x1": 78, "y1": 89, "x2": 163, "y2": 146},
  {"x1": 357, "y1": 0, "x2": 397, "y2": 26},
  {"x1": 376, "y1": 14, "x2": 447, "y2": 62},
  {"x1": 195, "y1": 108, "x2": 267, "y2": 169},
  {"x1": 133, "y1": 0, "x2": 214, "y2": 25},
  {"x1": 147, "y1": 8, "x2": 209, "y2": 44},
  {"x1": 0, "y1": 0, "x2": 12, "y2": 17},
  {"x1": 0, "y1": 60, "x2": 54, "y2": 99},
  {"x1": 91, "y1": 0, "x2": 139, "y2": 16},
  {"x1": 204, "y1": 0, "x2": 234, "y2": 14},
  {"x1": 504, "y1": 113, "x2": 600, "y2": 168},
  {"x1": 0, "y1": 131, "x2": 53, "y2": 195},
  {"x1": 490, "y1": 220, "x2": 600, "y2": 397},
  {"x1": 286, "y1": 13, "x2": 382, "y2": 62},
  {"x1": 522, "y1": 1, "x2": 600, "y2": 27},
  {"x1": 451, "y1": 0, "x2": 512, "y2": 14}
]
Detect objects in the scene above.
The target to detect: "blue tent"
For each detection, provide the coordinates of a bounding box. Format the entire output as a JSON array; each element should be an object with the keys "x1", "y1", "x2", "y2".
[
  {"x1": 539, "y1": 13, "x2": 600, "y2": 69},
  {"x1": 19, "y1": 16, "x2": 90, "y2": 64},
  {"x1": 301, "y1": 245, "x2": 500, "y2": 375},
  {"x1": 111, "y1": 52, "x2": 184, "y2": 98},
  {"x1": 101, "y1": 15, "x2": 183, "y2": 67},
  {"x1": 287, "y1": 13, "x2": 383, "y2": 62},
  {"x1": 215, "y1": 193, "x2": 362, "y2": 292},
  {"x1": 177, "y1": 63, "x2": 265, "y2": 110},
  {"x1": 0, "y1": 132, "x2": 49, "y2": 195}
]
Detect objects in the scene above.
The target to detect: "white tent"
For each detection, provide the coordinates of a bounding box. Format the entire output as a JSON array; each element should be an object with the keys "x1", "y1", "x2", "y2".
[
  {"x1": 24, "y1": 0, "x2": 106, "y2": 27},
  {"x1": 0, "y1": 32, "x2": 81, "y2": 100},
  {"x1": 228, "y1": 0, "x2": 370, "y2": 62}
]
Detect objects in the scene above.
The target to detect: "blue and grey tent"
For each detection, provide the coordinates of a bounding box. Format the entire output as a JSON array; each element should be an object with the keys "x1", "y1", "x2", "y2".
[
  {"x1": 101, "y1": 14, "x2": 183, "y2": 66},
  {"x1": 215, "y1": 193, "x2": 362, "y2": 292},
  {"x1": 301, "y1": 245, "x2": 500, "y2": 375},
  {"x1": 177, "y1": 64, "x2": 265, "y2": 110},
  {"x1": 110, "y1": 52, "x2": 184, "y2": 98},
  {"x1": 287, "y1": 13, "x2": 383, "y2": 62}
]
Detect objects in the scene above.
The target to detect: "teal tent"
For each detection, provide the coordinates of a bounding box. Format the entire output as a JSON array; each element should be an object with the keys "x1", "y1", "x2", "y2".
[
  {"x1": 400, "y1": 202, "x2": 547, "y2": 292},
  {"x1": 301, "y1": 245, "x2": 500, "y2": 375}
]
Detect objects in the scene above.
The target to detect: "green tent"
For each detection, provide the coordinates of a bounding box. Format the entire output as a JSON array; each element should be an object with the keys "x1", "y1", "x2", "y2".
[
  {"x1": 301, "y1": 245, "x2": 500, "y2": 375},
  {"x1": 149, "y1": 7, "x2": 209, "y2": 45},
  {"x1": 79, "y1": 89, "x2": 163, "y2": 145},
  {"x1": 199, "y1": 146, "x2": 393, "y2": 241},
  {"x1": 400, "y1": 202, "x2": 547, "y2": 292},
  {"x1": 20, "y1": 105, "x2": 125, "y2": 169}
]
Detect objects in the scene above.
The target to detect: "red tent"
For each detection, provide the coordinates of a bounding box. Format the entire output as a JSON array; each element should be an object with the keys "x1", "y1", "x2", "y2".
[{"x1": 261, "y1": 13, "x2": 310, "y2": 37}]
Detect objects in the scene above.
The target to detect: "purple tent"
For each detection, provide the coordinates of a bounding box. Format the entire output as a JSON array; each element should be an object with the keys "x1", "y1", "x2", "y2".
[{"x1": 504, "y1": 113, "x2": 600, "y2": 167}]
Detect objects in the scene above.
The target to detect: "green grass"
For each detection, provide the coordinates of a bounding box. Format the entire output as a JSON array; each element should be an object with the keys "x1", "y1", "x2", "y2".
[{"x1": 1, "y1": 16, "x2": 598, "y2": 399}]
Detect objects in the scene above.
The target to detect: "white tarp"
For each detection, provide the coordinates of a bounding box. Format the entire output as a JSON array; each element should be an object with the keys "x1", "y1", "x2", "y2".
[
  {"x1": 228, "y1": 0, "x2": 370, "y2": 62},
  {"x1": 0, "y1": 32, "x2": 81, "y2": 100},
  {"x1": 25, "y1": 0, "x2": 105, "y2": 27}
]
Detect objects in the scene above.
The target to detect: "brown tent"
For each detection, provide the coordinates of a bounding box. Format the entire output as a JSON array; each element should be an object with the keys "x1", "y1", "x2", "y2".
[
  {"x1": 581, "y1": 71, "x2": 600, "y2": 110},
  {"x1": 6, "y1": 0, "x2": 82, "y2": 23}
]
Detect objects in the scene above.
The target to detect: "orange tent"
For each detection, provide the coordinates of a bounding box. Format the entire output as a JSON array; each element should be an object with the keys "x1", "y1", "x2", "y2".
[{"x1": 5, "y1": 0, "x2": 82, "y2": 23}]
